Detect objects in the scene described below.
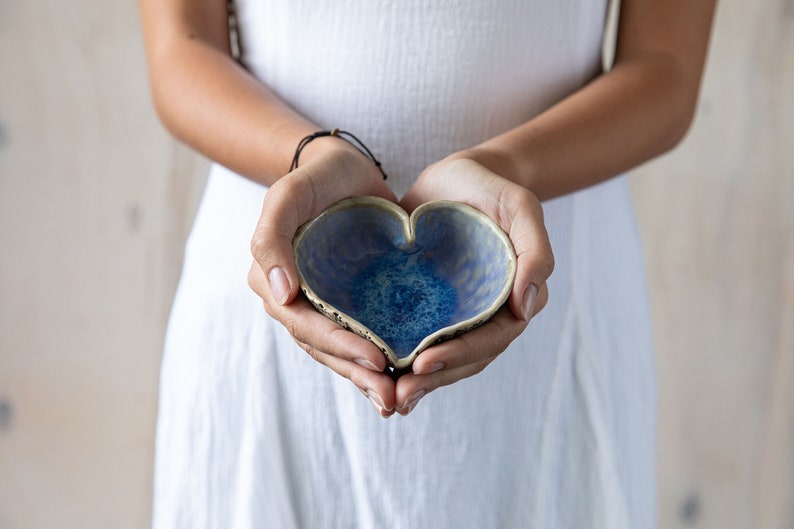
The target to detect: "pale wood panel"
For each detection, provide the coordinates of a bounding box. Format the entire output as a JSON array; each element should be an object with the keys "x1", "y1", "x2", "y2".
[
  {"x1": 756, "y1": 242, "x2": 794, "y2": 529},
  {"x1": 630, "y1": 0, "x2": 794, "y2": 527},
  {"x1": 0, "y1": 1, "x2": 208, "y2": 527},
  {"x1": 0, "y1": 0, "x2": 790, "y2": 528}
]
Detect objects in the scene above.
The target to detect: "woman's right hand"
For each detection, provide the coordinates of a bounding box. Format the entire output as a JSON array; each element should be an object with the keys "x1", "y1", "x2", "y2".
[{"x1": 248, "y1": 143, "x2": 400, "y2": 417}]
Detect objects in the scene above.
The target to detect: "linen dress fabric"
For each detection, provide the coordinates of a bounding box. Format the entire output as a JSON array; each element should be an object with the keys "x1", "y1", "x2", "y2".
[{"x1": 152, "y1": 1, "x2": 657, "y2": 528}]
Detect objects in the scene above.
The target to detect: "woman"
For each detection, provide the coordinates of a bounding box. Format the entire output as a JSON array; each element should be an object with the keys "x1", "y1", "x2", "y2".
[{"x1": 140, "y1": 1, "x2": 715, "y2": 527}]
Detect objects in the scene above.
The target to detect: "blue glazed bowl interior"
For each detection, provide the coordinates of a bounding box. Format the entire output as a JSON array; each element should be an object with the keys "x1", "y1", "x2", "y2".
[{"x1": 294, "y1": 198, "x2": 515, "y2": 366}]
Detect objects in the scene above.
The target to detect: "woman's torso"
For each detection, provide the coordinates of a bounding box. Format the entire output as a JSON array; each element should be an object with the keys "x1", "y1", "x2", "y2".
[
  {"x1": 152, "y1": 2, "x2": 658, "y2": 527},
  {"x1": 235, "y1": 0, "x2": 609, "y2": 194}
]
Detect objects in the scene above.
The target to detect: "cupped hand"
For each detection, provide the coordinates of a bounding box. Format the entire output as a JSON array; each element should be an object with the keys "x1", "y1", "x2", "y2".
[
  {"x1": 248, "y1": 144, "x2": 399, "y2": 417},
  {"x1": 393, "y1": 155, "x2": 555, "y2": 415}
]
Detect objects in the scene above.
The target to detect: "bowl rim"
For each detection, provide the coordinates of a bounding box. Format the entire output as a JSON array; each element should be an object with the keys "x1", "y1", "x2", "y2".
[{"x1": 292, "y1": 196, "x2": 517, "y2": 369}]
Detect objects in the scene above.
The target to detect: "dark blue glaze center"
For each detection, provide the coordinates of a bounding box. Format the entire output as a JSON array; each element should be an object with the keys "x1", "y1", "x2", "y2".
[{"x1": 350, "y1": 253, "x2": 458, "y2": 359}]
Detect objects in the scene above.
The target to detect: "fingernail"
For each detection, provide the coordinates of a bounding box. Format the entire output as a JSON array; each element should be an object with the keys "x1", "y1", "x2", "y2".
[
  {"x1": 267, "y1": 266, "x2": 291, "y2": 305},
  {"x1": 522, "y1": 283, "x2": 539, "y2": 322},
  {"x1": 397, "y1": 404, "x2": 416, "y2": 416},
  {"x1": 355, "y1": 358, "x2": 381, "y2": 371},
  {"x1": 414, "y1": 362, "x2": 444, "y2": 375},
  {"x1": 366, "y1": 390, "x2": 392, "y2": 417},
  {"x1": 398, "y1": 389, "x2": 425, "y2": 412}
]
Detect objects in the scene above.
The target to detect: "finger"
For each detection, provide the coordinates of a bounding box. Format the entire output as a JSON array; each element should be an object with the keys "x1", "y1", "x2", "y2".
[
  {"x1": 495, "y1": 188, "x2": 554, "y2": 322},
  {"x1": 248, "y1": 262, "x2": 390, "y2": 371},
  {"x1": 249, "y1": 171, "x2": 331, "y2": 308},
  {"x1": 393, "y1": 360, "x2": 493, "y2": 416},
  {"x1": 529, "y1": 282, "x2": 549, "y2": 319},
  {"x1": 394, "y1": 306, "x2": 528, "y2": 415},
  {"x1": 283, "y1": 302, "x2": 391, "y2": 371},
  {"x1": 298, "y1": 343, "x2": 397, "y2": 418},
  {"x1": 409, "y1": 305, "x2": 528, "y2": 375},
  {"x1": 251, "y1": 260, "x2": 396, "y2": 417}
]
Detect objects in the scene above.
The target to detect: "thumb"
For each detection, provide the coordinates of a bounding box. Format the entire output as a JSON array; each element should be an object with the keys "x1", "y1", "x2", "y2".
[
  {"x1": 250, "y1": 176, "x2": 313, "y2": 306},
  {"x1": 503, "y1": 193, "x2": 555, "y2": 322}
]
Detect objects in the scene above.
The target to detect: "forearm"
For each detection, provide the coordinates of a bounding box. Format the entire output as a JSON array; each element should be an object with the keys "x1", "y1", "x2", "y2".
[
  {"x1": 455, "y1": 0, "x2": 716, "y2": 202},
  {"x1": 148, "y1": 40, "x2": 318, "y2": 185},
  {"x1": 457, "y1": 56, "x2": 694, "y2": 201},
  {"x1": 139, "y1": 0, "x2": 351, "y2": 186}
]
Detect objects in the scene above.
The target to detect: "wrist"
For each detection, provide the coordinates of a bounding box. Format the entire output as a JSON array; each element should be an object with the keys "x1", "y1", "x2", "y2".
[
  {"x1": 289, "y1": 130, "x2": 386, "y2": 182},
  {"x1": 295, "y1": 134, "x2": 361, "y2": 165},
  {"x1": 445, "y1": 147, "x2": 515, "y2": 179},
  {"x1": 446, "y1": 146, "x2": 539, "y2": 194},
  {"x1": 296, "y1": 136, "x2": 386, "y2": 186}
]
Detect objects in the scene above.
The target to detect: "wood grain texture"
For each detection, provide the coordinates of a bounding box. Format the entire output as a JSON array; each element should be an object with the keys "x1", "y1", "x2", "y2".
[
  {"x1": 0, "y1": 1, "x2": 208, "y2": 527},
  {"x1": 0, "y1": 0, "x2": 791, "y2": 528},
  {"x1": 631, "y1": 0, "x2": 794, "y2": 527}
]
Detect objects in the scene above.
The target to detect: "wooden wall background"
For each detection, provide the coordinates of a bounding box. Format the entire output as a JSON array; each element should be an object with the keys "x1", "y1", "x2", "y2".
[{"x1": 0, "y1": 0, "x2": 791, "y2": 527}]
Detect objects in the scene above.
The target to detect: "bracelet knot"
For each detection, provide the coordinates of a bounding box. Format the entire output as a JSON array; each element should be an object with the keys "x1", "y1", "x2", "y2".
[{"x1": 289, "y1": 129, "x2": 387, "y2": 180}]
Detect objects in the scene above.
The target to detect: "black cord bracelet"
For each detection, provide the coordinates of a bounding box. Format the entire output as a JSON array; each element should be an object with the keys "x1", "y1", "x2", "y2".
[{"x1": 289, "y1": 128, "x2": 388, "y2": 180}]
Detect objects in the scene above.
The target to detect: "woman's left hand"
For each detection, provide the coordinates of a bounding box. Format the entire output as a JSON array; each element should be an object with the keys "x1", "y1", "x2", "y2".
[{"x1": 393, "y1": 155, "x2": 555, "y2": 415}]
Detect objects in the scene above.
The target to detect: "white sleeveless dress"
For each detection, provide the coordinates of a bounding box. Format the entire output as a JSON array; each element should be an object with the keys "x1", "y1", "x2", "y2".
[{"x1": 152, "y1": 2, "x2": 657, "y2": 528}]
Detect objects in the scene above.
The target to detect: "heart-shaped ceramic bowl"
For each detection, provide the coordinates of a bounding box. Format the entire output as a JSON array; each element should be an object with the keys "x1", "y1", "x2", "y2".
[{"x1": 293, "y1": 196, "x2": 516, "y2": 369}]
